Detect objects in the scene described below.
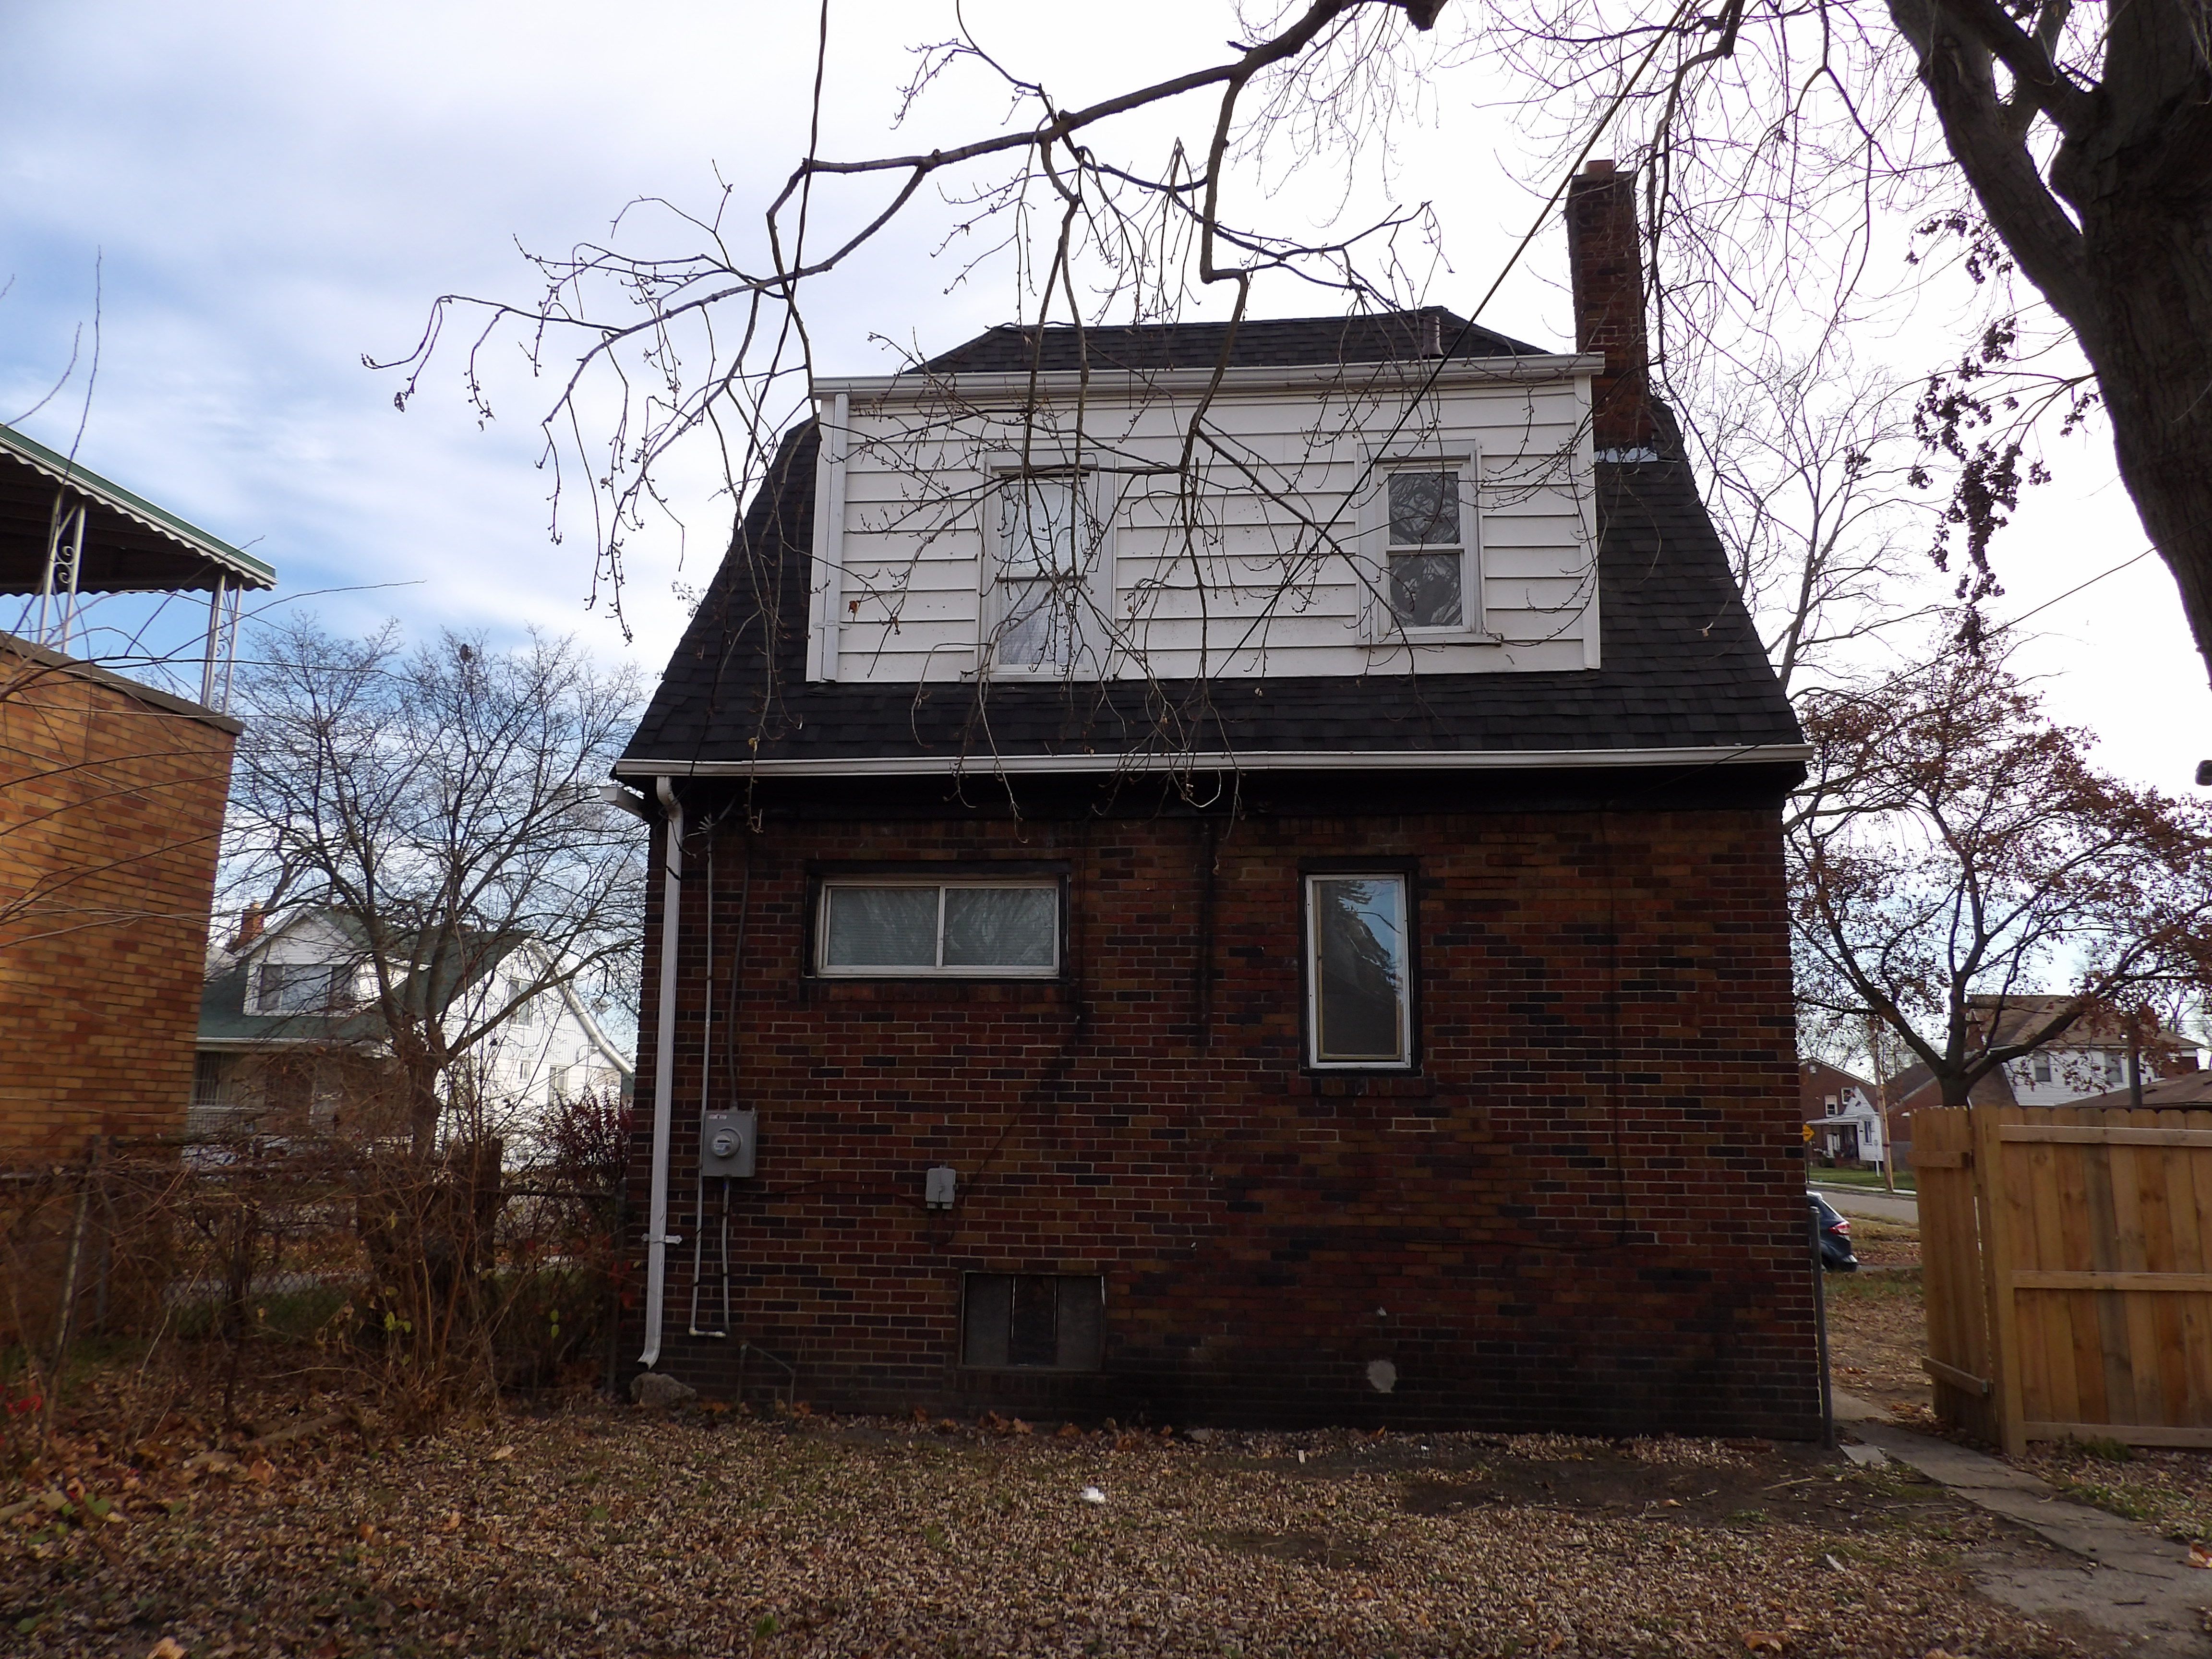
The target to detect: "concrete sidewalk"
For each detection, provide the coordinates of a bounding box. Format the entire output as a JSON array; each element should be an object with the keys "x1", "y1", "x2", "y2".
[{"x1": 1832, "y1": 1389, "x2": 2210, "y2": 1654}]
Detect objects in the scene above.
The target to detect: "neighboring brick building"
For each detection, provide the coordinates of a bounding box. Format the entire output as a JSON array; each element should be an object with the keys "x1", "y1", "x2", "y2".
[
  {"x1": 613, "y1": 163, "x2": 1821, "y2": 1436},
  {"x1": 0, "y1": 421, "x2": 273, "y2": 1163}
]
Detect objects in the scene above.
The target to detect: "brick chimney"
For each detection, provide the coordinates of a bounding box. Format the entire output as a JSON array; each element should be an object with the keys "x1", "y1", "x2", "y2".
[
  {"x1": 234, "y1": 902, "x2": 264, "y2": 949},
  {"x1": 1565, "y1": 159, "x2": 1656, "y2": 456}
]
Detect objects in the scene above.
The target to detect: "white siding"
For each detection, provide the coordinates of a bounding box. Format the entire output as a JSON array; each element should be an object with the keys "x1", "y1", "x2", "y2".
[{"x1": 809, "y1": 364, "x2": 1600, "y2": 684}]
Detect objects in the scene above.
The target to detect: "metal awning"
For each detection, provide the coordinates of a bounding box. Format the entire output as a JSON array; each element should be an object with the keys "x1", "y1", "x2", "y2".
[{"x1": 0, "y1": 420, "x2": 274, "y2": 596}]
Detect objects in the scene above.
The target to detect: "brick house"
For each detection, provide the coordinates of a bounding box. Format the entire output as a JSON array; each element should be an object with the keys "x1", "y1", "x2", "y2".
[
  {"x1": 1, "y1": 421, "x2": 273, "y2": 1164},
  {"x1": 613, "y1": 163, "x2": 1821, "y2": 1436}
]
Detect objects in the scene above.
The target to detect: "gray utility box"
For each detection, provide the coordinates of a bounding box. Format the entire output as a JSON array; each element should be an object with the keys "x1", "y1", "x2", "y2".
[{"x1": 699, "y1": 1109, "x2": 757, "y2": 1178}]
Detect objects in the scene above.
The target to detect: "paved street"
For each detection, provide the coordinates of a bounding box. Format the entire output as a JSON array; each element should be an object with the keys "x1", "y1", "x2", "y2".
[{"x1": 1811, "y1": 1184, "x2": 1919, "y2": 1224}]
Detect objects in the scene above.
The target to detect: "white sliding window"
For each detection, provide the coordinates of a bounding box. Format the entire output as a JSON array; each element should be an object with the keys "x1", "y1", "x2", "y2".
[{"x1": 818, "y1": 878, "x2": 1060, "y2": 977}]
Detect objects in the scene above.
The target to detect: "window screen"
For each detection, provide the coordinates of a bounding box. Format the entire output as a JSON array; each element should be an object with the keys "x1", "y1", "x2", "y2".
[
  {"x1": 961, "y1": 1274, "x2": 1104, "y2": 1370},
  {"x1": 1305, "y1": 873, "x2": 1412, "y2": 1067},
  {"x1": 1385, "y1": 470, "x2": 1464, "y2": 629},
  {"x1": 818, "y1": 880, "x2": 1058, "y2": 976},
  {"x1": 996, "y1": 475, "x2": 1095, "y2": 668}
]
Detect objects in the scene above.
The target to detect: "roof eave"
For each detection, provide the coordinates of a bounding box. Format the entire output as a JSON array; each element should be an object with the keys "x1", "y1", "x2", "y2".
[
  {"x1": 615, "y1": 742, "x2": 1813, "y2": 781},
  {"x1": 814, "y1": 353, "x2": 1606, "y2": 405},
  {"x1": 0, "y1": 419, "x2": 276, "y2": 590}
]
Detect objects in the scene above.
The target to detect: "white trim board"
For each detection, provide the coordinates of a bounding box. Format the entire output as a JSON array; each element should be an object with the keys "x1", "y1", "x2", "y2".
[
  {"x1": 813, "y1": 354, "x2": 1606, "y2": 406},
  {"x1": 615, "y1": 743, "x2": 1813, "y2": 781}
]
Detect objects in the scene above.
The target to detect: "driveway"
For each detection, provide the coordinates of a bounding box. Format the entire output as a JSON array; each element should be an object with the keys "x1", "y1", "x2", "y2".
[{"x1": 1811, "y1": 1184, "x2": 1919, "y2": 1225}]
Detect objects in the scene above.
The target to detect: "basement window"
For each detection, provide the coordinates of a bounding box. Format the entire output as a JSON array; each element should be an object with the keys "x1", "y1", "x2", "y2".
[
  {"x1": 961, "y1": 1273, "x2": 1104, "y2": 1370},
  {"x1": 816, "y1": 878, "x2": 1059, "y2": 977}
]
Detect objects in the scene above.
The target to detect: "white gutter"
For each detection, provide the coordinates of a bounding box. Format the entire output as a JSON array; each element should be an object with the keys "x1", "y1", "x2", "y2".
[
  {"x1": 614, "y1": 743, "x2": 1813, "y2": 781},
  {"x1": 638, "y1": 776, "x2": 684, "y2": 1370}
]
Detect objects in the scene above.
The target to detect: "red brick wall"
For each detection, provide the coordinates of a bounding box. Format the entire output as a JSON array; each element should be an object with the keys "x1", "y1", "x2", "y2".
[
  {"x1": 625, "y1": 786, "x2": 1820, "y2": 1437},
  {"x1": 1566, "y1": 160, "x2": 1656, "y2": 453},
  {"x1": 0, "y1": 639, "x2": 238, "y2": 1162}
]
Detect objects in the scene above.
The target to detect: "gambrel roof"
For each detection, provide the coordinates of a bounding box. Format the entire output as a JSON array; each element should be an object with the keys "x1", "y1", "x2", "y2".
[{"x1": 619, "y1": 313, "x2": 1803, "y2": 781}]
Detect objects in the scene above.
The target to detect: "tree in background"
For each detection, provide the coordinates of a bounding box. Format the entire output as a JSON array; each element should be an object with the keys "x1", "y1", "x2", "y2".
[
  {"x1": 222, "y1": 621, "x2": 643, "y2": 1158},
  {"x1": 1789, "y1": 639, "x2": 2212, "y2": 1109},
  {"x1": 385, "y1": 0, "x2": 2212, "y2": 697}
]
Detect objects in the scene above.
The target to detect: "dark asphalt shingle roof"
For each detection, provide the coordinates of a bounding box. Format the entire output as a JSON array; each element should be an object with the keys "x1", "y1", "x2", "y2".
[
  {"x1": 919, "y1": 307, "x2": 1543, "y2": 374},
  {"x1": 622, "y1": 315, "x2": 1799, "y2": 772}
]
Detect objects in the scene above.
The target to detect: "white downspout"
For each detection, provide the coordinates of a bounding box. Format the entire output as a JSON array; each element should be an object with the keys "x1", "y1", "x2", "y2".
[{"x1": 639, "y1": 776, "x2": 685, "y2": 1369}]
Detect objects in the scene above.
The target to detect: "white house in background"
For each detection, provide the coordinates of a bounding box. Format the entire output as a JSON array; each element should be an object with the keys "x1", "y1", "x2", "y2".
[
  {"x1": 1800, "y1": 1058, "x2": 1886, "y2": 1166},
  {"x1": 195, "y1": 907, "x2": 632, "y2": 1144},
  {"x1": 1975, "y1": 994, "x2": 2186, "y2": 1106}
]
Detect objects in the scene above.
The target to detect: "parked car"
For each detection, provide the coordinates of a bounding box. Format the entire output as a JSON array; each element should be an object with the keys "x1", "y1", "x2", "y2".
[{"x1": 1807, "y1": 1192, "x2": 1858, "y2": 1272}]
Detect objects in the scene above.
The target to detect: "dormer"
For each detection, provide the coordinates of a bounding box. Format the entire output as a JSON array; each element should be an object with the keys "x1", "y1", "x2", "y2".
[{"x1": 803, "y1": 323, "x2": 1605, "y2": 688}]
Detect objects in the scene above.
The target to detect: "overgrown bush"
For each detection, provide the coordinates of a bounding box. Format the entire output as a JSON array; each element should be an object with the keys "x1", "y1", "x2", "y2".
[{"x1": 1, "y1": 1125, "x2": 625, "y2": 1454}]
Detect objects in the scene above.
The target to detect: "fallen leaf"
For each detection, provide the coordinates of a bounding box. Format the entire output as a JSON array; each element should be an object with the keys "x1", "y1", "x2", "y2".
[
  {"x1": 442, "y1": 1511, "x2": 461, "y2": 1532},
  {"x1": 357, "y1": 1522, "x2": 375, "y2": 1542},
  {"x1": 245, "y1": 1459, "x2": 276, "y2": 1485},
  {"x1": 1743, "y1": 1633, "x2": 1787, "y2": 1653},
  {"x1": 2191, "y1": 1544, "x2": 2212, "y2": 1570},
  {"x1": 147, "y1": 1640, "x2": 187, "y2": 1659},
  {"x1": 488, "y1": 1444, "x2": 515, "y2": 1461},
  {"x1": 1080, "y1": 1486, "x2": 1107, "y2": 1505}
]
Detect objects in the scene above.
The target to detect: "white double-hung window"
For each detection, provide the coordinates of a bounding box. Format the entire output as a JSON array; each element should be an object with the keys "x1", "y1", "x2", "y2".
[
  {"x1": 989, "y1": 470, "x2": 1105, "y2": 672},
  {"x1": 817, "y1": 878, "x2": 1060, "y2": 977},
  {"x1": 1364, "y1": 459, "x2": 1481, "y2": 640}
]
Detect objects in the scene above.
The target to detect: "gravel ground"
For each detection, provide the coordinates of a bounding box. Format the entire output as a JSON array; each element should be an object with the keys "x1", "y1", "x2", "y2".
[{"x1": 4, "y1": 1385, "x2": 2114, "y2": 1659}]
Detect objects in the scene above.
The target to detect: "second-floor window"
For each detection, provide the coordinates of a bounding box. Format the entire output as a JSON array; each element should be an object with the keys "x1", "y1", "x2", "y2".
[
  {"x1": 256, "y1": 962, "x2": 342, "y2": 1014},
  {"x1": 1386, "y1": 469, "x2": 1467, "y2": 630},
  {"x1": 992, "y1": 473, "x2": 1099, "y2": 670}
]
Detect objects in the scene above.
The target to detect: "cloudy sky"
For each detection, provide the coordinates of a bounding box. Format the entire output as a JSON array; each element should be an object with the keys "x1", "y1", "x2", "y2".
[{"x1": 3, "y1": 0, "x2": 2205, "y2": 791}]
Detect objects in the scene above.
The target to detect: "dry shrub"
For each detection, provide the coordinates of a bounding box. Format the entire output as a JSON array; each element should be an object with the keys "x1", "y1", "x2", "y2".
[{"x1": 2, "y1": 1116, "x2": 625, "y2": 1458}]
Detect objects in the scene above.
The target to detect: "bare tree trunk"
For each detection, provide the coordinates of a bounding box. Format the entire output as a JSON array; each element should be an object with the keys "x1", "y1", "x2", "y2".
[
  {"x1": 2086, "y1": 264, "x2": 2212, "y2": 691},
  {"x1": 1899, "y1": 0, "x2": 2212, "y2": 689}
]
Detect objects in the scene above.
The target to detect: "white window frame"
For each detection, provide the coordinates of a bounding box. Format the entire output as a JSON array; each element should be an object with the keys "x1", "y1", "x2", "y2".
[
  {"x1": 815, "y1": 877, "x2": 1062, "y2": 978},
  {"x1": 1358, "y1": 450, "x2": 1487, "y2": 645},
  {"x1": 981, "y1": 464, "x2": 1116, "y2": 678},
  {"x1": 1302, "y1": 872, "x2": 1415, "y2": 1070}
]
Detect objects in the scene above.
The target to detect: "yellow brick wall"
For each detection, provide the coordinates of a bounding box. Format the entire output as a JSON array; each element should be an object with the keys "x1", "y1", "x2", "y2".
[{"x1": 0, "y1": 638, "x2": 239, "y2": 1163}]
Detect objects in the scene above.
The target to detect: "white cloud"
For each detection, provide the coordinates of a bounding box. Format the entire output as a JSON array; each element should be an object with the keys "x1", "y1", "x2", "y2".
[{"x1": 1, "y1": 0, "x2": 2203, "y2": 790}]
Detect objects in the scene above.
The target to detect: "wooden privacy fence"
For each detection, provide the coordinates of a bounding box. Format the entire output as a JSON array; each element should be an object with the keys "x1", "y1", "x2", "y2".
[{"x1": 1918, "y1": 1105, "x2": 2212, "y2": 1455}]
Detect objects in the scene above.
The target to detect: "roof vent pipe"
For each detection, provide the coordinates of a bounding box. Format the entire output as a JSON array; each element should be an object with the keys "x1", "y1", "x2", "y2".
[
  {"x1": 1564, "y1": 159, "x2": 1657, "y2": 456},
  {"x1": 638, "y1": 775, "x2": 685, "y2": 1370}
]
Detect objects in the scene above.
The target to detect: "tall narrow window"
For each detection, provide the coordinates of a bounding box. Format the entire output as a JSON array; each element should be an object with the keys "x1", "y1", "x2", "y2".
[
  {"x1": 994, "y1": 474, "x2": 1094, "y2": 668},
  {"x1": 1386, "y1": 470, "x2": 1465, "y2": 629},
  {"x1": 1304, "y1": 873, "x2": 1413, "y2": 1068}
]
